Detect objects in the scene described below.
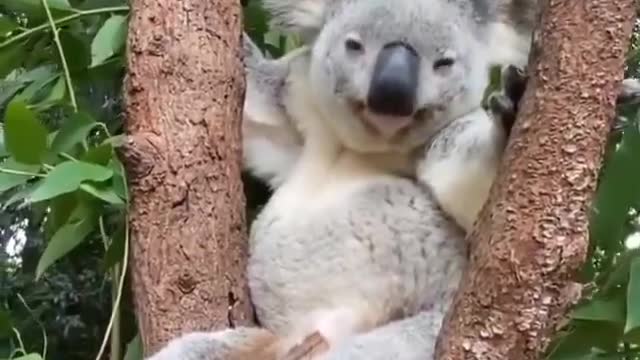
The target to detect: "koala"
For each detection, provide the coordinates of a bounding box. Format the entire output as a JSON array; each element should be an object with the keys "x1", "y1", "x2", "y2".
[{"x1": 147, "y1": 0, "x2": 640, "y2": 359}]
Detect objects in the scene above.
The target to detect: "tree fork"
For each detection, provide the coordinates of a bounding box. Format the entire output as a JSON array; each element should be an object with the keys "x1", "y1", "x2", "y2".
[
  {"x1": 122, "y1": 0, "x2": 254, "y2": 354},
  {"x1": 435, "y1": 1, "x2": 636, "y2": 359}
]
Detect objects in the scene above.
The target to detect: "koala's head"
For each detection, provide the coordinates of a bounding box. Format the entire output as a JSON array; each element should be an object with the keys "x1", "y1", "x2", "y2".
[{"x1": 264, "y1": 0, "x2": 492, "y2": 153}]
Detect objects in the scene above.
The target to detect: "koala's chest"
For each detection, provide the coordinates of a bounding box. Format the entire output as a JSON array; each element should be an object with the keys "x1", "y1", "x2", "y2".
[{"x1": 247, "y1": 175, "x2": 468, "y2": 315}]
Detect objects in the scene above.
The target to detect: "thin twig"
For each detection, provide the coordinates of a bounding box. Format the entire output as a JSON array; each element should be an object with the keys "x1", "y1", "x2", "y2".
[
  {"x1": 0, "y1": 167, "x2": 43, "y2": 177},
  {"x1": 95, "y1": 218, "x2": 129, "y2": 360},
  {"x1": 41, "y1": 0, "x2": 78, "y2": 112},
  {"x1": 17, "y1": 294, "x2": 48, "y2": 359},
  {"x1": 98, "y1": 217, "x2": 122, "y2": 360}
]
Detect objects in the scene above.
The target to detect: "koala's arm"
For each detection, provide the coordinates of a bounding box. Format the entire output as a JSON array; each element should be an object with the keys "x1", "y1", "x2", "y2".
[
  {"x1": 417, "y1": 108, "x2": 505, "y2": 233},
  {"x1": 242, "y1": 34, "x2": 308, "y2": 188},
  {"x1": 417, "y1": 64, "x2": 526, "y2": 233}
]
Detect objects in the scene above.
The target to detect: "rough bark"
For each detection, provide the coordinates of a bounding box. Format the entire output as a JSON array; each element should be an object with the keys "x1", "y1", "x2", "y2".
[
  {"x1": 122, "y1": 0, "x2": 254, "y2": 354},
  {"x1": 435, "y1": 1, "x2": 636, "y2": 359}
]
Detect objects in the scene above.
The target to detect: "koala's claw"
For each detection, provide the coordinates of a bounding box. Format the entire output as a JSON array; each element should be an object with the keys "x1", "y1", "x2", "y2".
[
  {"x1": 488, "y1": 92, "x2": 516, "y2": 136},
  {"x1": 282, "y1": 331, "x2": 329, "y2": 360},
  {"x1": 488, "y1": 65, "x2": 528, "y2": 136},
  {"x1": 502, "y1": 65, "x2": 528, "y2": 102}
]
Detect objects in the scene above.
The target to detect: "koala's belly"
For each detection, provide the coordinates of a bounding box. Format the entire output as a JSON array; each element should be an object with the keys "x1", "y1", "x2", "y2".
[{"x1": 247, "y1": 176, "x2": 467, "y2": 334}]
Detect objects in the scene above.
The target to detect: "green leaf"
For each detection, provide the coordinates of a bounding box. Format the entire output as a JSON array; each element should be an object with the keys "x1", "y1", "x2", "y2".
[
  {"x1": 104, "y1": 223, "x2": 125, "y2": 269},
  {"x1": 0, "y1": 80, "x2": 27, "y2": 108},
  {"x1": 124, "y1": 333, "x2": 143, "y2": 360},
  {"x1": 0, "y1": 124, "x2": 4, "y2": 156},
  {"x1": 109, "y1": 157, "x2": 127, "y2": 200},
  {"x1": 13, "y1": 73, "x2": 59, "y2": 104},
  {"x1": 546, "y1": 321, "x2": 622, "y2": 359},
  {"x1": 36, "y1": 201, "x2": 95, "y2": 279},
  {"x1": 3, "y1": 0, "x2": 73, "y2": 16},
  {"x1": 571, "y1": 292, "x2": 626, "y2": 324},
  {"x1": 624, "y1": 257, "x2": 640, "y2": 340},
  {"x1": 59, "y1": 30, "x2": 91, "y2": 70},
  {"x1": 80, "y1": 182, "x2": 124, "y2": 205},
  {"x1": 591, "y1": 121, "x2": 640, "y2": 252},
  {"x1": 18, "y1": 65, "x2": 56, "y2": 83},
  {"x1": 81, "y1": 143, "x2": 113, "y2": 166},
  {"x1": 0, "y1": 43, "x2": 25, "y2": 78},
  {"x1": 0, "y1": 16, "x2": 18, "y2": 37},
  {"x1": 91, "y1": 15, "x2": 127, "y2": 67},
  {"x1": 45, "y1": 192, "x2": 77, "y2": 237},
  {"x1": 601, "y1": 249, "x2": 640, "y2": 294},
  {"x1": 0, "y1": 310, "x2": 12, "y2": 338},
  {"x1": 31, "y1": 76, "x2": 66, "y2": 110},
  {"x1": 12, "y1": 354, "x2": 43, "y2": 360},
  {"x1": 29, "y1": 161, "x2": 113, "y2": 202},
  {"x1": 2, "y1": 180, "x2": 38, "y2": 209},
  {"x1": 50, "y1": 112, "x2": 97, "y2": 154},
  {"x1": 0, "y1": 157, "x2": 40, "y2": 193},
  {"x1": 3, "y1": 100, "x2": 48, "y2": 164}
]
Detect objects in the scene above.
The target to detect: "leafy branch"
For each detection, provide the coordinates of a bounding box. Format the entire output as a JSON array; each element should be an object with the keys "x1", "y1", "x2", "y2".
[{"x1": 0, "y1": 6, "x2": 129, "y2": 49}]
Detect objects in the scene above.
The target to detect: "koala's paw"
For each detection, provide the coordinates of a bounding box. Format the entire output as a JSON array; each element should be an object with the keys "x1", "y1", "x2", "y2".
[
  {"x1": 487, "y1": 64, "x2": 528, "y2": 136},
  {"x1": 283, "y1": 331, "x2": 330, "y2": 360},
  {"x1": 145, "y1": 332, "x2": 230, "y2": 360},
  {"x1": 145, "y1": 327, "x2": 276, "y2": 360}
]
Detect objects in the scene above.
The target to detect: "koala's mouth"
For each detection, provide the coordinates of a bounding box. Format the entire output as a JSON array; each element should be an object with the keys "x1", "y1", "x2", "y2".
[{"x1": 349, "y1": 100, "x2": 430, "y2": 137}]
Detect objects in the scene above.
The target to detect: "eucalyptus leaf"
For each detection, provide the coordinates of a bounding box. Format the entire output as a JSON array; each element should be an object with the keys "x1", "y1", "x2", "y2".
[
  {"x1": 123, "y1": 333, "x2": 143, "y2": 360},
  {"x1": 12, "y1": 354, "x2": 43, "y2": 360},
  {"x1": 571, "y1": 292, "x2": 626, "y2": 324},
  {"x1": 624, "y1": 257, "x2": 640, "y2": 341},
  {"x1": 50, "y1": 112, "x2": 97, "y2": 154},
  {"x1": 3, "y1": 100, "x2": 48, "y2": 164},
  {"x1": 0, "y1": 16, "x2": 18, "y2": 37},
  {"x1": 91, "y1": 15, "x2": 128, "y2": 67},
  {"x1": 80, "y1": 182, "x2": 124, "y2": 205},
  {"x1": 36, "y1": 201, "x2": 96, "y2": 279},
  {"x1": 29, "y1": 161, "x2": 113, "y2": 202},
  {"x1": 0, "y1": 157, "x2": 40, "y2": 193}
]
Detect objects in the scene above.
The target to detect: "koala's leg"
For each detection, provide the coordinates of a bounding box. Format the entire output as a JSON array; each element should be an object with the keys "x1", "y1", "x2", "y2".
[
  {"x1": 317, "y1": 310, "x2": 446, "y2": 360},
  {"x1": 145, "y1": 326, "x2": 278, "y2": 360}
]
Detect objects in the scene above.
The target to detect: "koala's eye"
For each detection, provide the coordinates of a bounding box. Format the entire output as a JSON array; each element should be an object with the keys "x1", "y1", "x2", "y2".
[
  {"x1": 433, "y1": 58, "x2": 455, "y2": 70},
  {"x1": 345, "y1": 37, "x2": 364, "y2": 52}
]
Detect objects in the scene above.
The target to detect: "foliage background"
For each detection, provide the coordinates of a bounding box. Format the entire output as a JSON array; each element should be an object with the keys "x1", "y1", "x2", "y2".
[{"x1": 0, "y1": 1, "x2": 639, "y2": 359}]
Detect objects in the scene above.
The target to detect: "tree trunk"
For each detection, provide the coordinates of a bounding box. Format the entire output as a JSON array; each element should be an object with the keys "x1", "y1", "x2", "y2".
[
  {"x1": 435, "y1": 1, "x2": 636, "y2": 359},
  {"x1": 122, "y1": 0, "x2": 254, "y2": 354}
]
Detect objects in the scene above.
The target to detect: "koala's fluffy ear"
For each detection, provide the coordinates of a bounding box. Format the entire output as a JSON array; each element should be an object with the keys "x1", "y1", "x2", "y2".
[{"x1": 262, "y1": 0, "x2": 328, "y2": 40}]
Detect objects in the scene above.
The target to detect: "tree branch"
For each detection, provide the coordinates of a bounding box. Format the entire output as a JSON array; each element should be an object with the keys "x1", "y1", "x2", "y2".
[
  {"x1": 122, "y1": 0, "x2": 254, "y2": 354},
  {"x1": 436, "y1": 1, "x2": 637, "y2": 359}
]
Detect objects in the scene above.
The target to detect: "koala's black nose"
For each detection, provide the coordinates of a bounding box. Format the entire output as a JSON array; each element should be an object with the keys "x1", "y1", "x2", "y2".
[{"x1": 367, "y1": 42, "x2": 419, "y2": 117}]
